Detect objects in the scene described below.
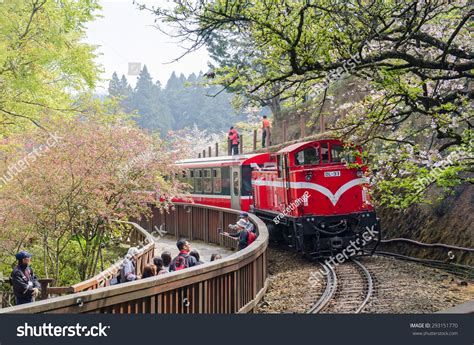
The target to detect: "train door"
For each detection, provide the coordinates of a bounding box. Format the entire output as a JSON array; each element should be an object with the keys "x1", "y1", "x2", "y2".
[
  {"x1": 276, "y1": 154, "x2": 288, "y2": 207},
  {"x1": 230, "y1": 166, "x2": 241, "y2": 209},
  {"x1": 283, "y1": 154, "x2": 292, "y2": 205}
]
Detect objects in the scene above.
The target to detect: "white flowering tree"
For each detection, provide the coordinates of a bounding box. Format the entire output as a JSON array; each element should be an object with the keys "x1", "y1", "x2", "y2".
[{"x1": 150, "y1": 0, "x2": 473, "y2": 208}]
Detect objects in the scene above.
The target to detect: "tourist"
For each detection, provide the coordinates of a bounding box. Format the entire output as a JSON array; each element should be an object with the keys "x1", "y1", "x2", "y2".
[
  {"x1": 11, "y1": 251, "x2": 41, "y2": 305},
  {"x1": 239, "y1": 211, "x2": 255, "y2": 233},
  {"x1": 223, "y1": 219, "x2": 252, "y2": 250},
  {"x1": 210, "y1": 253, "x2": 222, "y2": 262},
  {"x1": 161, "y1": 251, "x2": 172, "y2": 272},
  {"x1": 262, "y1": 115, "x2": 271, "y2": 147},
  {"x1": 141, "y1": 264, "x2": 157, "y2": 279},
  {"x1": 228, "y1": 126, "x2": 239, "y2": 155},
  {"x1": 153, "y1": 257, "x2": 168, "y2": 275},
  {"x1": 169, "y1": 239, "x2": 197, "y2": 271},
  {"x1": 190, "y1": 249, "x2": 204, "y2": 265},
  {"x1": 121, "y1": 247, "x2": 140, "y2": 282}
]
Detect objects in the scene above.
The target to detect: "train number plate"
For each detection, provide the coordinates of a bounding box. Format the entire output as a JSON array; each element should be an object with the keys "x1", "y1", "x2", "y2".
[{"x1": 324, "y1": 171, "x2": 341, "y2": 177}]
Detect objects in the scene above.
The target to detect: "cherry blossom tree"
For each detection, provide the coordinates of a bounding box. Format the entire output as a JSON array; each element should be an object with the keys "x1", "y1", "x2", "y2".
[{"x1": 0, "y1": 118, "x2": 187, "y2": 283}]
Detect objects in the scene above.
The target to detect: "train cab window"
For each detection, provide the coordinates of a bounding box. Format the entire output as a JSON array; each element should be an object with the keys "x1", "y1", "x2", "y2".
[
  {"x1": 203, "y1": 169, "x2": 212, "y2": 193},
  {"x1": 330, "y1": 144, "x2": 357, "y2": 164},
  {"x1": 330, "y1": 145, "x2": 343, "y2": 163},
  {"x1": 212, "y1": 168, "x2": 222, "y2": 193},
  {"x1": 294, "y1": 146, "x2": 320, "y2": 166},
  {"x1": 194, "y1": 169, "x2": 202, "y2": 192},
  {"x1": 321, "y1": 143, "x2": 329, "y2": 163}
]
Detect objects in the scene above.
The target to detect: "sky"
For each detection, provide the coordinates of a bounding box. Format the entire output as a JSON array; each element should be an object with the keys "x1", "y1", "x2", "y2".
[{"x1": 85, "y1": 0, "x2": 210, "y2": 93}]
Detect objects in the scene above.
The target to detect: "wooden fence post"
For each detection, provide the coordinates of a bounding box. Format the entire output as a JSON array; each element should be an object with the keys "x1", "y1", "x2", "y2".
[
  {"x1": 208, "y1": 146, "x2": 212, "y2": 157},
  {"x1": 215, "y1": 142, "x2": 219, "y2": 157},
  {"x1": 239, "y1": 134, "x2": 243, "y2": 154},
  {"x1": 203, "y1": 149, "x2": 206, "y2": 158},
  {"x1": 253, "y1": 129, "x2": 257, "y2": 151},
  {"x1": 283, "y1": 120, "x2": 287, "y2": 142}
]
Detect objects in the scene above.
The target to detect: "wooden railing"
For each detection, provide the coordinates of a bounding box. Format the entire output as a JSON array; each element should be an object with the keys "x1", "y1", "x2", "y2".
[{"x1": 0, "y1": 203, "x2": 268, "y2": 314}]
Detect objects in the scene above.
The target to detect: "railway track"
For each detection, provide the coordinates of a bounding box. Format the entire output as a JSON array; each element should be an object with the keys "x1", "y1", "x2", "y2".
[{"x1": 308, "y1": 259, "x2": 373, "y2": 314}]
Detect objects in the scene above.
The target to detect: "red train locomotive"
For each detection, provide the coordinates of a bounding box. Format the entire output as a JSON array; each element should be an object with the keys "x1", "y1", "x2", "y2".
[{"x1": 175, "y1": 139, "x2": 380, "y2": 258}]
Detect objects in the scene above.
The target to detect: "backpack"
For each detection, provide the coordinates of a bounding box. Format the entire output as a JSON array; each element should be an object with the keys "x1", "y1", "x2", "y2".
[
  {"x1": 246, "y1": 230, "x2": 256, "y2": 246},
  {"x1": 174, "y1": 254, "x2": 189, "y2": 271}
]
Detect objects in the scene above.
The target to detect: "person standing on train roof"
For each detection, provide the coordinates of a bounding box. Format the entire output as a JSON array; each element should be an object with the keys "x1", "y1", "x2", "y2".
[
  {"x1": 239, "y1": 212, "x2": 255, "y2": 233},
  {"x1": 228, "y1": 126, "x2": 239, "y2": 155},
  {"x1": 262, "y1": 115, "x2": 271, "y2": 148}
]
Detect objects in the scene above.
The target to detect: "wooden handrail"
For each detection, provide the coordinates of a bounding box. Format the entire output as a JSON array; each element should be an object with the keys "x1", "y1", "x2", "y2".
[
  {"x1": 68, "y1": 221, "x2": 156, "y2": 293},
  {"x1": 0, "y1": 203, "x2": 268, "y2": 314}
]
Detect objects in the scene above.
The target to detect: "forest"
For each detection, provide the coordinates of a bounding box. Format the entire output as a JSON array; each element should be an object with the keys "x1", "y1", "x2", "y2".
[{"x1": 107, "y1": 67, "x2": 242, "y2": 134}]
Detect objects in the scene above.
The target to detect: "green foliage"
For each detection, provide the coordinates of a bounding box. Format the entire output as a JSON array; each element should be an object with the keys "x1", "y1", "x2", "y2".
[{"x1": 0, "y1": 0, "x2": 101, "y2": 137}]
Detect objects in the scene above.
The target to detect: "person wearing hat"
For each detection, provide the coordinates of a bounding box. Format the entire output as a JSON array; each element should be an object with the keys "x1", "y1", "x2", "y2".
[
  {"x1": 239, "y1": 212, "x2": 255, "y2": 233},
  {"x1": 120, "y1": 247, "x2": 140, "y2": 283},
  {"x1": 11, "y1": 251, "x2": 41, "y2": 305},
  {"x1": 223, "y1": 219, "x2": 250, "y2": 250}
]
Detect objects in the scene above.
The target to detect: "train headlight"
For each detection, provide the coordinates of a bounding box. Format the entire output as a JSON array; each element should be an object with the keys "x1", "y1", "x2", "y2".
[
  {"x1": 357, "y1": 170, "x2": 363, "y2": 177},
  {"x1": 305, "y1": 172, "x2": 313, "y2": 181}
]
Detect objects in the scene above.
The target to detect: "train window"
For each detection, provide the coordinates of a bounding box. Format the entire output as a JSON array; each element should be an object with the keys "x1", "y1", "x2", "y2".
[
  {"x1": 321, "y1": 143, "x2": 329, "y2": 163},
  {"x1": 185, "y1": 170, "x2": 194, "y2": 190},
  {"x1": 212, "y1": 168, "x2": 222, "y2": 193},
  {"x1": 330, "y1": 145, "x2": 343, "y2": 163},
  {"x1": 294, "y1": 147, "x2": 320, "y2": 166},
  {"x1": 232, "y1": 171, "x2": 240, "y2": 196},
  {"x1": 203, "y1": 169, "x2": 212, "y2": 193},
  {"x1": 195, "y1": 169, "x2": 202, "y2": 192},
  {"x1": 330, "y1": 144, "x2": 357, "y2": 163}
]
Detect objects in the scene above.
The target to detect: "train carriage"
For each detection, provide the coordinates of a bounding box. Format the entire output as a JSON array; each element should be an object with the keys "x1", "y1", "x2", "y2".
[{"x1": 174, "y1": 153, "x2": 270, "y2": 211}]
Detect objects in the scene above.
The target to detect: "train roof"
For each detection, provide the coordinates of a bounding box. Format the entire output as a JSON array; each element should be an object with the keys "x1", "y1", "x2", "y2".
[
  {"x1": 276, "y1": 139, "x2": 341, "y2": 154},
  {"x1": 176, "y1": 153, "x2": 270, "y2": 168}
]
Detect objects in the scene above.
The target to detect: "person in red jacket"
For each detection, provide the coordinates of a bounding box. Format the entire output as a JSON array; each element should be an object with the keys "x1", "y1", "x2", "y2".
[
  {"x1": 228, "y1": 126, "x2": 239, "y2": 155},
  {"x1": 262, "y1": 115, "x2": 271, "y2": 148}
]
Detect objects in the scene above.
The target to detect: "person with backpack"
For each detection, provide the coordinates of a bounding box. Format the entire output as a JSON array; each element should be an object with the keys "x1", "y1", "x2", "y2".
[
  {"x1": 228, "y1": 126, "x2": 239, "y2": 155},
  {"x1": 11, "y1": 251, "x2": 41, "y2": 305},
  {"x1": 223, "y1": 219, "x2": 256, "y2": 250},
  {"x1": 169, "y1": 239, "x2": 197, "y2": 272}
]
